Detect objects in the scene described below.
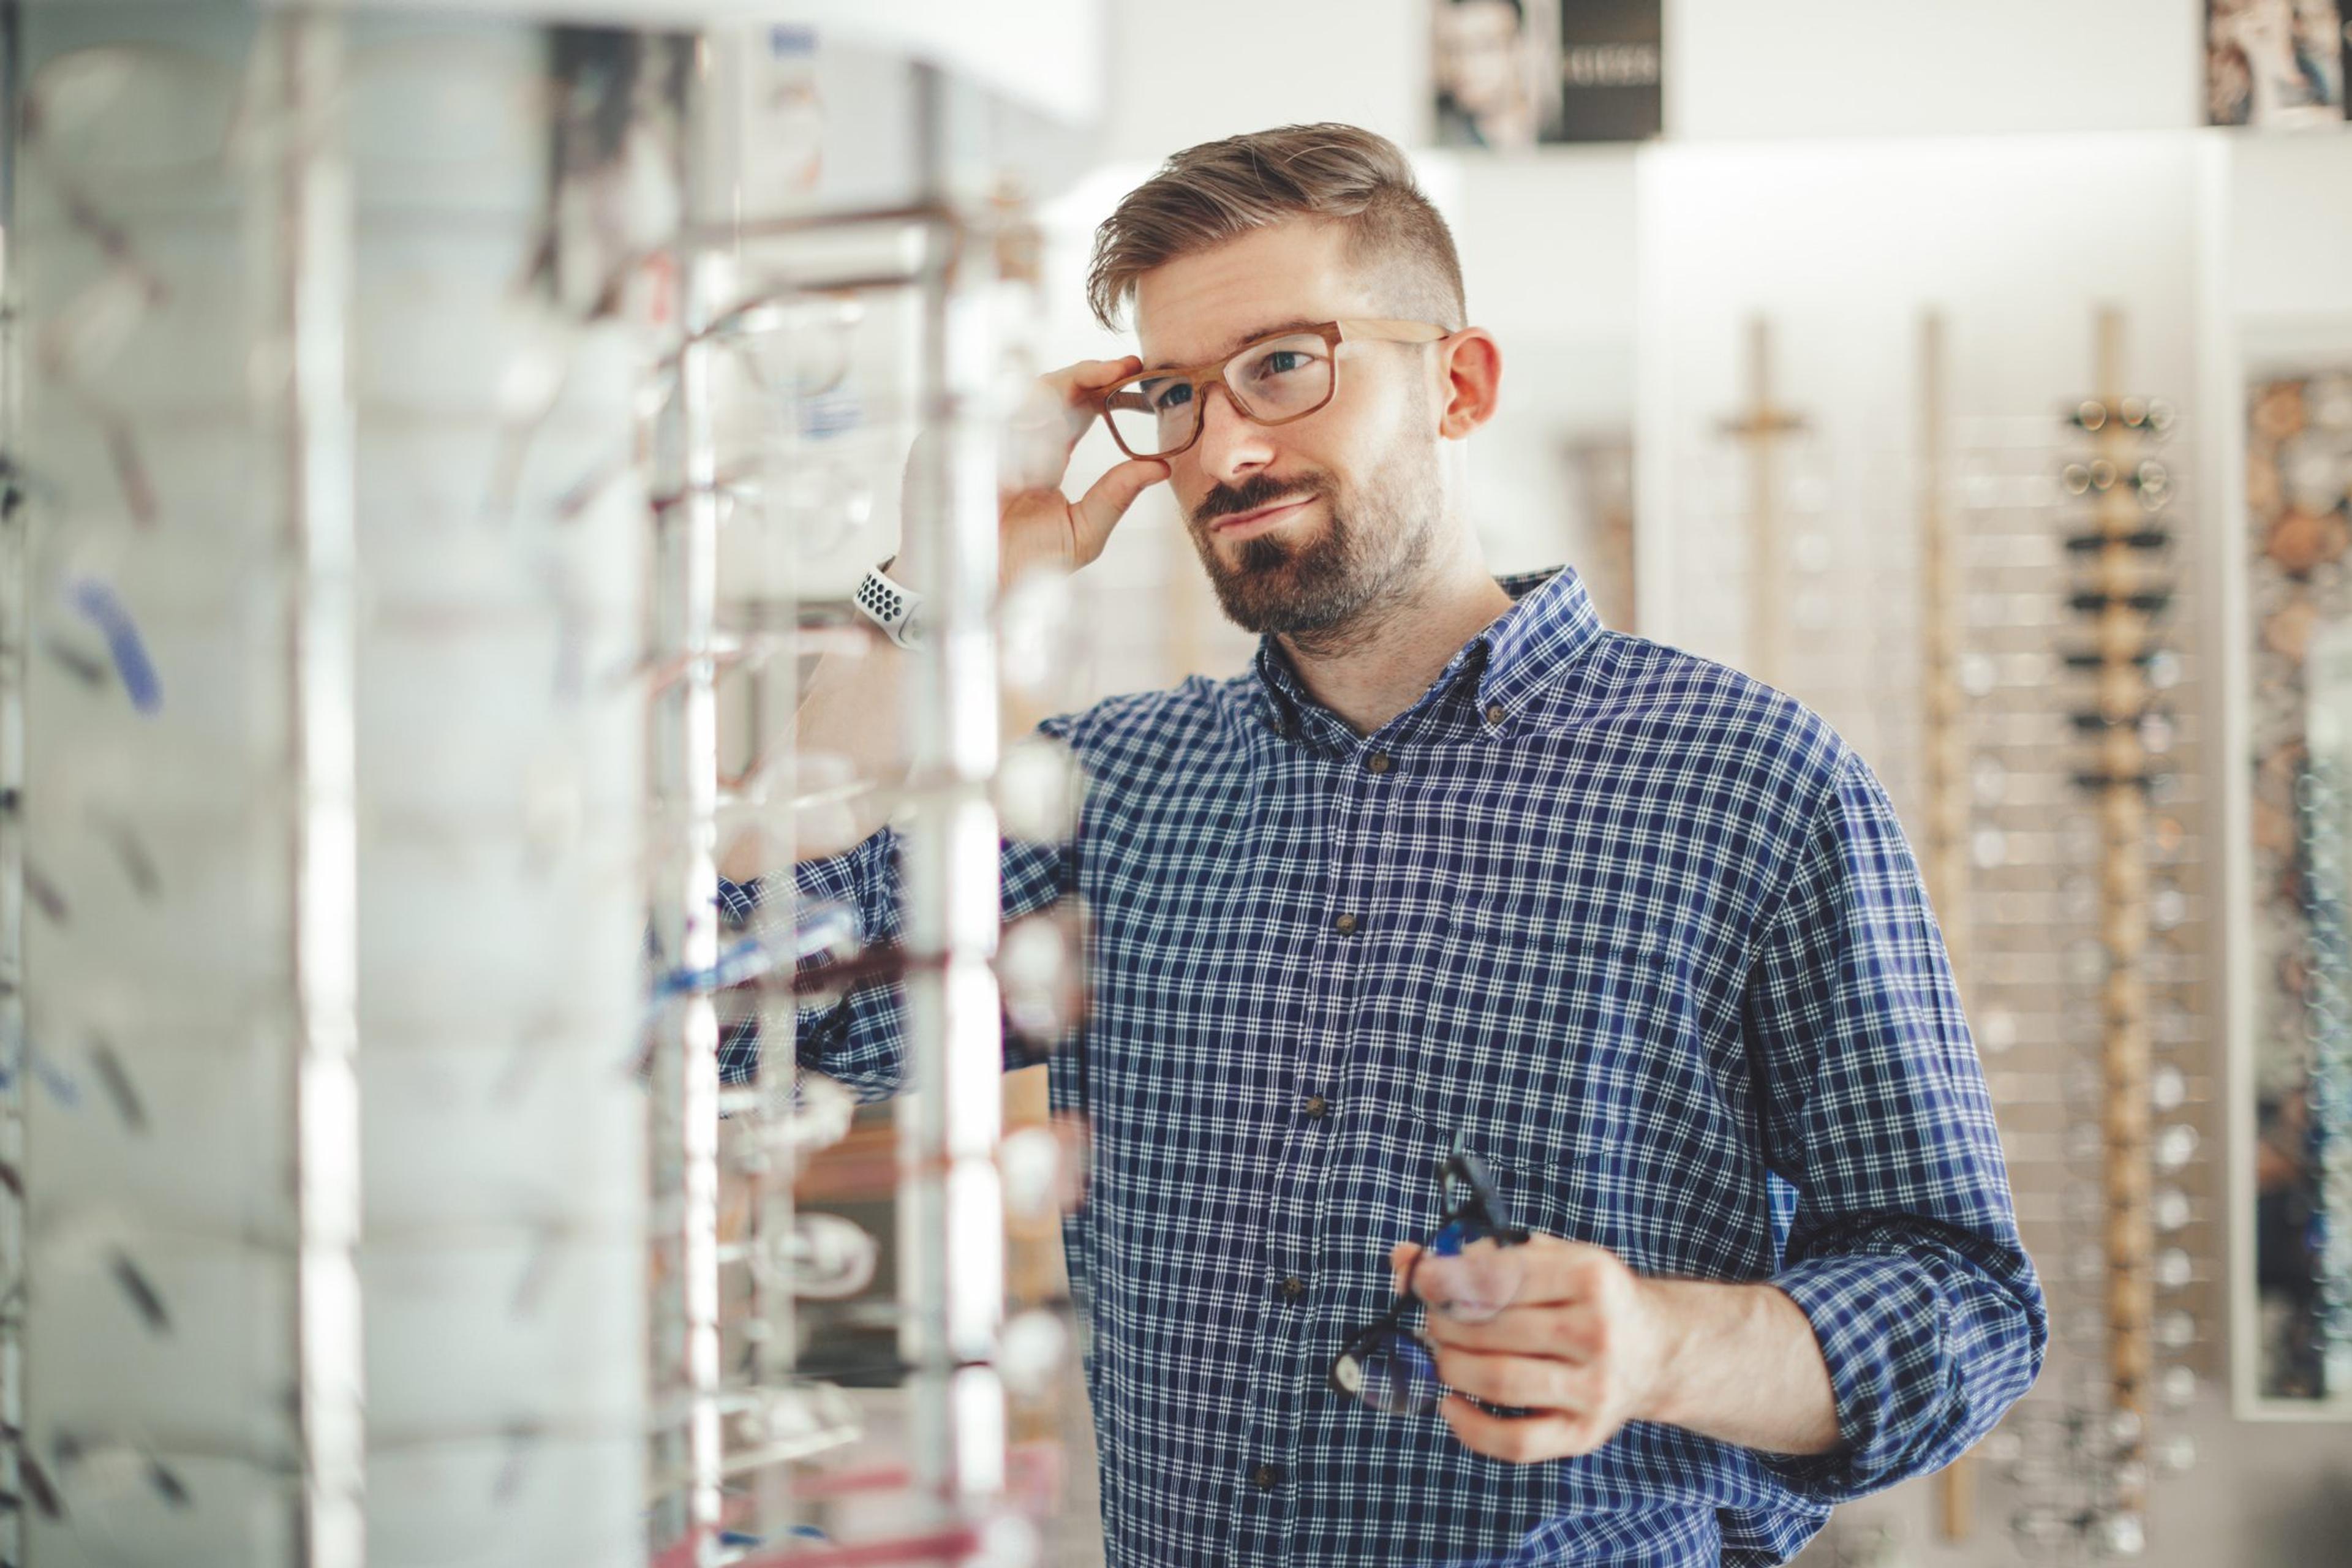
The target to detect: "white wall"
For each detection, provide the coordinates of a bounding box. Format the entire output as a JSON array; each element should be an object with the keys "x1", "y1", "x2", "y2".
[
  {"x1": 2227, "y1": 134, "x2": 2352, "y2": 360},
  {"x1": 1667, "y1": 0, "x2": 2207, "y2": 140},
  {"x1": 1100, "y1": 0, "x2": 1428, "y2": 165},
  {"x1": 1442, "y1": 151, "x2": 1643, "y2": 576}
]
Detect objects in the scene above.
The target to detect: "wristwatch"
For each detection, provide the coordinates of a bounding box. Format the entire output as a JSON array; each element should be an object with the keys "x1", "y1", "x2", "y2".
[{"x1": 852, "y1": 562, "x2": 925, "y2": 649}]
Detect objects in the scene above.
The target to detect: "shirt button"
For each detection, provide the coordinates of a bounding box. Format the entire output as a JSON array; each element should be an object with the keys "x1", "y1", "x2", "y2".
[
  {"x1": 1252, "y1": 1463, "x2": 1281, "y2": 1490},
  {"x1": 1302, "y1": 1094, "x2": 1330, "y2": 1120},
  {"x1": 1265, "y1": 712, "x2": 1287, "y2": 736},
  {"x1": 1280, "y1": 1275, "x2": 1307, "y2": 1299},
  {"x1": 1365, "y1": 751, "x2": 1393, "y2": 774},
  {"x1": 1333, "y1": 912, "x2": 1359, "y2": 935},
  {"x1": 1485, "y1": 702, "x2": 1506, "y2": 725}
]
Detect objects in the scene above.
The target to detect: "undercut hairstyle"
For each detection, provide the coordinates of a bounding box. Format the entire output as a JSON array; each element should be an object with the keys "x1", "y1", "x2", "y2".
[{"x1": 1085, "y1": 123, "x2": 1468, "y2": 334}]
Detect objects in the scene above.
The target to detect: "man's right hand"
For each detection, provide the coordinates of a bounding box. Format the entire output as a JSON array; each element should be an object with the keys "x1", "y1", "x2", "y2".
[
  {"x1": 898, "y1": 356, "x2": 1170, "y2": 591},
  {"x1": 794, "y1": 361, "x2": 1165, "y2": 860}
]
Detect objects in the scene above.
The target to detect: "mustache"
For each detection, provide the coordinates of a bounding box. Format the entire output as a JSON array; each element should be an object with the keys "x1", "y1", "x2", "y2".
[{"x1": 1190, "y1": 472, "x2": 1329, "y2": 527}]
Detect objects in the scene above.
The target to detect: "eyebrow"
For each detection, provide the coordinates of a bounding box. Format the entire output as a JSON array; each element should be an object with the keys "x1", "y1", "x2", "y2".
[{"x1": 1144, "y1": 318, "x2": 1325, "y2": 374}]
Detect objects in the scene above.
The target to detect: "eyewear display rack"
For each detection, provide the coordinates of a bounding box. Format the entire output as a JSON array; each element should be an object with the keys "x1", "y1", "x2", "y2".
[
  {"x1": 1700, "y1": 317, "x2": 1921, "y2": 817},
  {"x1": 1702, "y1": 314, "x2": 1950, "y2": 1565},
  {"x1": 2067, "y1": 312, "x2": 2173, "y2": 1550},
  {"x1": 1943, "y1": 394, "x2": 2089, "y2": 1566},
  {"x1": 3, "y1": 5, "x2": 679, "y2": 1564},
  {"x1": 1, "y1": 7, "x2": 28, "y2": 1566},
  {"x1": 1915, "y1": 312, "x2": 1983, "y2": 1547},
  {"x1": 1957, "y1": 312, "x2": 2212, "y2": 1562},
  {"x1": 644, "y1": 29, "x2": 1054, "y2": 1568},
  {"x1": 1715, "y1": 316, "x2": 1807, "y2": 693},
  {"x1": 0, "y1": 6, "x2": 1089, "y2": 1565}
]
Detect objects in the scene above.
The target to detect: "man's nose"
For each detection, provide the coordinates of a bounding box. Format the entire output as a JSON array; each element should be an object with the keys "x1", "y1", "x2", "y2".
[{"x1": 1191, "y1": 382, "x2": 1274, "y2": 485}]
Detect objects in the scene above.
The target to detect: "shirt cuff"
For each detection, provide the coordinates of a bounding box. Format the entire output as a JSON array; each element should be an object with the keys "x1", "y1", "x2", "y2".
[
  {"x1": 778, "y1": 833, "x2": 909, "y2": 1099},
  {"x1": 1765, "y1": 1252, "x2": 1971, "y2": 1501},
  {"x1": 791, "y1": 830, "x2": 890, "y2": 920}
]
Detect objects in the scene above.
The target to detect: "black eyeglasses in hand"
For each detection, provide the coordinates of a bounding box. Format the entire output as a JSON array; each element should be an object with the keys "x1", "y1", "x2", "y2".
[{"x1": 1329, "y1": 1140, "x2": 1531, "y2": 1415}]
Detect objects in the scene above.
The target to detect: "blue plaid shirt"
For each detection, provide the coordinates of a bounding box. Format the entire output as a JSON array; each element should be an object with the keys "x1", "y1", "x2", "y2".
[{"x1": 745, "y1": 567, "x2": 2044, "y2": 1567}]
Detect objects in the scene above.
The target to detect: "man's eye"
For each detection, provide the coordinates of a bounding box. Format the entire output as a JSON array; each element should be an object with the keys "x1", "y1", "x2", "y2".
[
  {"x1": 1148, "y1": 382, "x2": 1193, "y2": 412},
  {"x1": 1246, "y1": 348, "x2": 1314, "y2": 382}
]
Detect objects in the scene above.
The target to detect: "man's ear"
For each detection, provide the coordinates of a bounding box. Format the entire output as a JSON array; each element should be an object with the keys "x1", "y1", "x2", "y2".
[{"x1": 1436, "y1": 328, "x2": 1502, "y2": 439}]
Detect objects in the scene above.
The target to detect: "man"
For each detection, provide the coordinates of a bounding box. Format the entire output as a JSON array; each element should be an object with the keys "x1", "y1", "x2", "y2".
[{"x1": 763, "y1": 124, "x2": 2043, "y2": 1567}]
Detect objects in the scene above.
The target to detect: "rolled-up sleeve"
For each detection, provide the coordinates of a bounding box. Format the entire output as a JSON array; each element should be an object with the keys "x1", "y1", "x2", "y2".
[
  {"x1": 1744, "y1": 752, "x2": 2046, "y2": 1500},
  {"x1": 720, "y1": 741, "x2": 1076, "y2": 1102}
]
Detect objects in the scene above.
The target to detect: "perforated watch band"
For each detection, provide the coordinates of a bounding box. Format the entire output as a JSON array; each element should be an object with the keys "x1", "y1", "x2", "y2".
[{"x1": 851, "y1": 563, "x2": 925, "y2": 649}]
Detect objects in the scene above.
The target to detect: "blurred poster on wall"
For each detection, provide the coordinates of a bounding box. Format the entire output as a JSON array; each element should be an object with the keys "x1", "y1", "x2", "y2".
[
  {"x1": 2207, "y1": 0, "x2": 2351, "y2": 126},
  {"x1": 1431, "y1": 0, "x2": 1660, "y2": 149},
  {"x1": 1554, "y1": 0, "x2": 1661, "y2": 141}
]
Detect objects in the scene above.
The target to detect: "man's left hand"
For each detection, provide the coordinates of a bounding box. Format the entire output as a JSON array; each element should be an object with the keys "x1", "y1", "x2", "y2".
[
  {"x1": 1389, "y1": 1232, "x2": 1845, "y2": 1463},
  {"x1": 1389, "y1": 1234, "x2": 1679, "y2": 1463}
]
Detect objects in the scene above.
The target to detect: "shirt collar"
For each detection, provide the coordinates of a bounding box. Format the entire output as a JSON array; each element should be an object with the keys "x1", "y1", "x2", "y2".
[{"x1": 1251, "y1": 566, "x2": 1604, "y2": 741}]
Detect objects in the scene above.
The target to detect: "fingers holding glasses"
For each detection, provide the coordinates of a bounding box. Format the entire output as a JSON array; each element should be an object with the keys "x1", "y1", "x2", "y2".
[
  {"x1": 1339, "y1": 1141, "x2": 1540, "y2": 1419},
  {"x1": 1417, "y1": 1301, "x2": 1605, "y2": 1364},
  {"x1": 1438, "y1": 1394, "x2": 1618, "y2": 1464},
  {"x1": 918, "y1": 356, "x2": 1168, "y2": 589},
  {"x1": 994, "y1": 356, "x2": 1169, "y2": 579},
  {"x1": 1063, "y1": 450, "x2": 1170, "y2": 569},
  {"x1": 1423, "y1": 1341, "x2": 1588, "y2": 1414},
  {"x1": 1009, "y1": 356, "x2": 1147, "y2": 469},
  {"x1": 1047, "y1": 355, "x2": 1148, "y2": 411},
  {"x1": 1424, "y1": 1332, "x2": 1632, "y2": 1468},
  {"x1": 1005, "y1": 356, "x2": 1139, "y2": 466},
  {"x1": 1401, "y1": 1232, "x2": 1632, "y2": 1306},
  {"x1": 1506, "y1": 1234, "x2": 1641, "y2": 1303},
  {"x1": 1386, "y1": 1230, "x2": 1657, "y2": 1404},
  {"x1": 1389, "y1": 1232, "x2": 1528, "y2": 1325}
]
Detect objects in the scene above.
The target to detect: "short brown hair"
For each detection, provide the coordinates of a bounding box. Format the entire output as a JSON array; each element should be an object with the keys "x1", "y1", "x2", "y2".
[{"x1": 1085, "y1": 123, "x2": 1467, "y2": 334}]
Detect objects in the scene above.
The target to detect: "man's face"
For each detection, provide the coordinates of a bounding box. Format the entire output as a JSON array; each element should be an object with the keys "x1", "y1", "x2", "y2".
[{"x1": 1131, "y1": 220, "x2": 1446, "y2": 639}]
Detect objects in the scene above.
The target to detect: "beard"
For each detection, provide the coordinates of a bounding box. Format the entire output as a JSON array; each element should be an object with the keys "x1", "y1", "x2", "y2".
[{"x1": 1185, "y1": 439, "x2": 1443, "y2": 650}]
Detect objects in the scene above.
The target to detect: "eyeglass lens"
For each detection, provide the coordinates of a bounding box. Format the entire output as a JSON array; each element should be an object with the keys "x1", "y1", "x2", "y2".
[
  {"x1": 1102, "y1": 333, "x2": 1336, "y2": 458},
  {"x1": 779, "y1": 1212, "x2": 879, "y2": 1300},
  {"x1": 1330, "y1": 1221, "x2": 1527, "y2": 1415},
  {"x1": 1333, "y1": 1322, "x2": 1442, "y2": 1415}
]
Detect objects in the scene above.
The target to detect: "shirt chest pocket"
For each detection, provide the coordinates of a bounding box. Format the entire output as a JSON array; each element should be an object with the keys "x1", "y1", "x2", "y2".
[{"x1": 1396, "y1": 900, "x2": 1685, "y2": 1246}]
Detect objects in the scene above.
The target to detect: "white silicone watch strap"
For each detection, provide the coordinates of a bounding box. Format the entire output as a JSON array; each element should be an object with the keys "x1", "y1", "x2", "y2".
[{"x1": 853, "y1": 564, "x2": 925, "y2": 649}]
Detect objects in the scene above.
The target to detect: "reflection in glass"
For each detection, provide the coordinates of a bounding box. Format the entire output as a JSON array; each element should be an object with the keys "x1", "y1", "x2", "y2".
[{"x1": 2269, "y1": 623, "x2": 2352, "y2": 1398}]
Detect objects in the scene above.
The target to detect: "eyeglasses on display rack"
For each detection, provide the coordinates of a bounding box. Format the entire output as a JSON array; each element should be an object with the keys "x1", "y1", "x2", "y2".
[
  {"x1": 1096, "y1": 318, "x2": 1448, "y2": 460},
  {"x1": 1329, "y1": 1139, "x2": 1529, "y2": 1415},
  {"x1": 756, "y1": 1211, "x2": 878, "y2": 1302}
]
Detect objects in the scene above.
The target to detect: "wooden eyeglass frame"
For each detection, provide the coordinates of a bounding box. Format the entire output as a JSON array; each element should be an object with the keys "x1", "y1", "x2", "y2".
[{"x1": 1096, "y1": 317, "x2": 1450, "y2": 460}]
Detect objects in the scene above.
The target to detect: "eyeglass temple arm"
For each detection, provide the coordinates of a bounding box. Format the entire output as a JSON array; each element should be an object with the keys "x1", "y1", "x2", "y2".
[
  {"x1": 1441, "y1": 1148, "x2": 1531, "y2": 1242},
  {"x1": 1343, "y1": 1254, "x2": 1427, "y2": 1354},
  {"x1": 1336, "y1": 318, "x2": 1452, "y2": 345}
]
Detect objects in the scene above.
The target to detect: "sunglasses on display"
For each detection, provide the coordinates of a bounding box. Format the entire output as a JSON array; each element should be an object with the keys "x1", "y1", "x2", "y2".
[
  {"x1": 1329, "y1": 1138, "x2": 1530, "y2": 1416},
  {"x1": 1096, "y1": 318, "x2": 1449, "y2": 461}
]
